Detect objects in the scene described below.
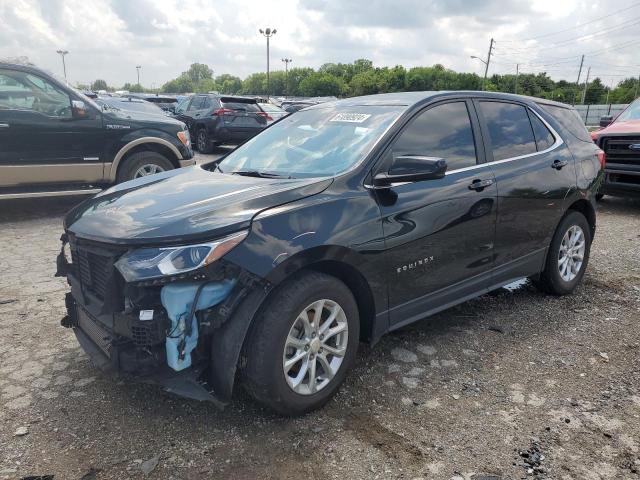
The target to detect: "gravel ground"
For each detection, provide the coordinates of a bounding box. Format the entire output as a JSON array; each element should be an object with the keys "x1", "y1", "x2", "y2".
[{"x1": 0, "y1": 190, "x2": 639, "y2": 480}]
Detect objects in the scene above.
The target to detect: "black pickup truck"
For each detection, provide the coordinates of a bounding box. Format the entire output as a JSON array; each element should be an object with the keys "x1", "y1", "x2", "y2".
[{"x1": 0, "y1": 62, "x2": 194, "y2": 200}]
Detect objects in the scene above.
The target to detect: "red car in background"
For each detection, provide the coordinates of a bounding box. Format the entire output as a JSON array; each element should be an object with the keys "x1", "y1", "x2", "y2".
[{"x1": 591, "y1": 98, "x2": 640, "y2": 199}]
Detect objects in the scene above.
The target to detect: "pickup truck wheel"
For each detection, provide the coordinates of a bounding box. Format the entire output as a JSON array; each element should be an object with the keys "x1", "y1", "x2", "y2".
[
  {"x1": 533, "y1": 211, "x2": 591, "y2": 295},
  {"x1": 116, "y1": 151, "x2": 174, "y2": 183},
  {"x1": 196, "y1": 129, "x2": 214, "y2": 154},
  {"x1": 242, "y1": 271, "x2": 359, "y2": 415}
]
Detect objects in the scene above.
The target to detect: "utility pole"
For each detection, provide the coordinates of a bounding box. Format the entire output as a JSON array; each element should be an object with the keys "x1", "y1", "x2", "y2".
[
  {"x1": 482, "y1": 38, "x2": 494, "y2": 91},
  {"x1": 136, "y1": 65, "x2": 142, "y2": 86},
  {"x1": 56, "y1": 50, "x2": 69, "y2": 82},
  {"x1": 635, "y1": 71, "x2": 639, "y2": 99},
  {"x1": 259, "y1": 28, "x2": 277, "y2": 99},
  {"x1": 606, "y1": 79, "x2": 613, "y2": 104},
  {"x1": 581, "y1": 66, "x2": 591, "y2": 105},
  {"x1": 575, "y1": 54, "x2": 584, "y2": 105},
  {"x1": 282, "y1": 58, "x2": 292, "y2": 96},
  {"x1": 515, "y1": 63, "x2": 519, "y2": 95}
]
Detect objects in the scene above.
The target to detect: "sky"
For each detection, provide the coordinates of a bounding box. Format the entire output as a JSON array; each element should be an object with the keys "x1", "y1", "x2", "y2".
[{"x1": 1, "y1": 0, "x2": 639, "y2": 88}]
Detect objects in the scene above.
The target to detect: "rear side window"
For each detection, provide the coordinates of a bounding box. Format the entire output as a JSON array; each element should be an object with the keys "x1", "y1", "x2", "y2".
[
  {"x1": 201, "y1": 97, "x2": 213, "y2": 110},
  {"x1": 221, "y1": 100, "x2": 260, "y2": 112},
  {"x1": 528, "y1": 111, "x2": 556, "y2": 151},
  {"x1": 480, "y1": 101, "x2": 536, "y2": 161},
  {"x1": 392, "y1": 101, "x2": 477, "y2": 171},
  {"x1": 538, "y1": 104, "x2": 592, "y2": 143},
  {"x1": 187, "y1": 97, "x2": 203, "y2": 111}
]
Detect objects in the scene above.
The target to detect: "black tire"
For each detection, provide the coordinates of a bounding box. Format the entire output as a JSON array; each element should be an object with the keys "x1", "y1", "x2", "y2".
[
  {"x1": 533, "y1": 211, "x2": 592, "y2": 295},
  {"x1": 242, "y1": 271, "x2": 360, "y2": 416},
  {"x1": 116, "y1": 151, "x2": 174, "y2": 183},
  {"x1": 196, "y1": 128, "x2": 214, "y2": 154},
  {"x1": 595, "y1": 193, "x2": 605, "y2": 201}
]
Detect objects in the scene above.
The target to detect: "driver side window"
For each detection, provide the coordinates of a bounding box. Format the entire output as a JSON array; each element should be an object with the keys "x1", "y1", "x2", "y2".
[
  {"x1": 390, "y1": 101, "x2": 478, "y2": 171},
  {"x1": 24, "y1": 73, "x2": 72, "y2": 118}
]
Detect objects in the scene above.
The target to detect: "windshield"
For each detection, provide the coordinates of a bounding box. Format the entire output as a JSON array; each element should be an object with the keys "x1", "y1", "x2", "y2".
[
  {"x1": 218, "y1": 105, "x2": 403, "y2": 178},
  {"x1": 615, "y1": 98, "x2": 640, "y2": 123}
]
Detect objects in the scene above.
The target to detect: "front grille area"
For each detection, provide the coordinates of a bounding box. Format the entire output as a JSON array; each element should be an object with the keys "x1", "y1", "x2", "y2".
[
  {"x1": 601, "y1": 136, "x2": 640, "y2": 167},
  {"x1": 69, "y1": 237, "x2": 124, "y2": 302}
]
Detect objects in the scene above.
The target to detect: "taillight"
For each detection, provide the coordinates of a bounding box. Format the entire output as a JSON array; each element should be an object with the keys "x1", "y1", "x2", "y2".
[
  {"x1": 597, "y1": 150, "x2": 606, "y2": 169},
  {"x1": 213, "y1": 108, "x2": 233, "y2": 116},
  {"x1": 257, "y1": 111, "x2": 273, "y2": 121}
]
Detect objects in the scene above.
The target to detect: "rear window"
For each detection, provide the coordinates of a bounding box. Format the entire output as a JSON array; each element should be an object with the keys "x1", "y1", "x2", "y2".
[
  {"x1": 221, "y1": 100, "x2": 260, "y2": 112},
  {"x1": 479, "y1": 101, "x2": 537, "y2": 161},
  {"x1": 538, "y1": 104, "x2": 592, "y2": 143}
]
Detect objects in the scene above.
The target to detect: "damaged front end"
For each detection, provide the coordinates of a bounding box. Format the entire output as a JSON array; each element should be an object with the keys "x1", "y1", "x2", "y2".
[{"x1": 56, "y1": 231, "x2": 268, "y2": 407}]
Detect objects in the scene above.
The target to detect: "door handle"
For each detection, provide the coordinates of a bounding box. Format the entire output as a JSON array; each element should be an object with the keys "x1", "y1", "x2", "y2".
[
  {"x1": 552, "y1": 159, "x2": 568, "y2": 170},
  {"x1": 468, "y1": 178, "x2": 494, "y2": 191},
  {"x1": 195, "y1": 113, "x2": 200, "y2": 117},
  {"x1": 0, "y1": 123, "x2": 9, "y2": 128}
]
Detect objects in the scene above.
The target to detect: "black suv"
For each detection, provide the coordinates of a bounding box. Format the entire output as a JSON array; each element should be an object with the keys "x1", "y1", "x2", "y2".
[
  {"x1": 174, "y1": 94, "x2": 268, "y2": 153},
  {"x1": 0, "y1": 62, "x2": 194, "y2": 199},
  {"x1": 58, "y1": 92, "x2": 603, "y2": 415}
]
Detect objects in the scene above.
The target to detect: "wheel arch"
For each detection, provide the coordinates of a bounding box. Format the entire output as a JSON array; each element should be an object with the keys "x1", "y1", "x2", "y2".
[
  {"x1": 109, "y1": 138, "x2": 182, "y2": 182},
  {"x1": 567, "y1": 198, "x2": 596, "y2": 238}
]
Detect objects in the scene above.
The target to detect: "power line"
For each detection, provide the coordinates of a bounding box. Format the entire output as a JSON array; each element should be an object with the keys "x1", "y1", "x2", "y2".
[
  {"x1": 496, "y1": 16, "x2": 640, "y2": 54},
  {"x1": 500, "y1": 1, "x2": 640, "y2": 42}
]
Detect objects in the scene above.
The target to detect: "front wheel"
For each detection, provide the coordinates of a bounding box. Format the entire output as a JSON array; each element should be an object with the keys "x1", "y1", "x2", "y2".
[
  {"x1": 116, "y1": 151, "x2": 174, "y2": 183},
  {"x1": 533, "y1": 211, "x2": 592, "y2": 295},
  {"x1": 242, "y1": 272, "x2": 360, "y2": 415}
]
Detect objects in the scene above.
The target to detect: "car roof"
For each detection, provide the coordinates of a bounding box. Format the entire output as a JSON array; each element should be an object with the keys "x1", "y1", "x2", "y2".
[{"x1": 307, "y1": 91, "x2": 573, "y2": 110}]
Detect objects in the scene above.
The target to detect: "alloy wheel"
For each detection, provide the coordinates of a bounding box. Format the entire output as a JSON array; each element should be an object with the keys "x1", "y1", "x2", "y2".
[
  {"x1": 282, "y1": 299, "x2": 349, "y2": 395},
  {"x1": 134, "y1": 164, "x2": 165, "y2": 178},
  {"x1": 558, "y1": 225, "x2": 585, "y2": 282}
]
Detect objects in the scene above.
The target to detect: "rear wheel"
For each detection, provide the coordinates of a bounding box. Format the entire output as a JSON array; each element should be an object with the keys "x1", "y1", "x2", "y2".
[
  {"x1": 533, "y1": 211, "x2": 591, "y2": 295},
  {"x1": 242, "y1": 271, "x2": 360, "y2": 415},
  {"x1": 116, "y1": 151, "x2": 174, "y2": 183},
  {"x1": 196, "y1": 128, "x2": 214, "y2": 154}
]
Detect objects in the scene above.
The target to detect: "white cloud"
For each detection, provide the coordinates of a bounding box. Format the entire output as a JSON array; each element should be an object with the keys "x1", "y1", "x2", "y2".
[{"x1": 0, "y1": 0, "x2": 638, "y2": 88}]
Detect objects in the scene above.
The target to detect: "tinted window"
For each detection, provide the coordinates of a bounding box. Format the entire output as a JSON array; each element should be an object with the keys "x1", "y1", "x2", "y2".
[
  {"x1": 201, "y1": 97, "x2": 213, "y2": 110},
  {"x1": 539, "y1": 104, "x2": 592, "y2": 143},
  {"x1": 187, "y1": 96, "x2": 204, "y2": 111},
  {"x1": 529, "y1": 110, "x2": 555, "y2": 151},
  {"x1": 392, "y1": 102, "x2": 477, "y2": 170},
  {"x1": 221, "y1": 100, "x2": 260, "y2": 112},
  {"x1": 480, "y1": 102, "x2": 536, "y2": 161},
  {"x1": 175, "y1": 97, "x2": 190, "y2": 113}
]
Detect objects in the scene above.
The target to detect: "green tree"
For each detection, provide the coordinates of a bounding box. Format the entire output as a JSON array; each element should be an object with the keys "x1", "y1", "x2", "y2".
[
  {"x1": 298, "y1": 73, "x2": 345, "y2": 97},
  {"x1": 184, "y1": 63, "x2": 213, "y2": 83},
  {"x1": 91, "y1": 79, "x2": 108, "y2": 91}
]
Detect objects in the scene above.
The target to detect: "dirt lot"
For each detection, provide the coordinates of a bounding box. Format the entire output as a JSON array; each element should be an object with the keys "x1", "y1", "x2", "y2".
[{"x1": 0, "y1": 191, "x2": 639, "y2": 480}]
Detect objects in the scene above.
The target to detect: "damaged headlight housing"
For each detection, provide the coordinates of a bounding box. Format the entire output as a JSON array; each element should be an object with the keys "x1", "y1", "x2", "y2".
[{"x1": 115, "y1": 230, "x2": 247, "y2": 282}]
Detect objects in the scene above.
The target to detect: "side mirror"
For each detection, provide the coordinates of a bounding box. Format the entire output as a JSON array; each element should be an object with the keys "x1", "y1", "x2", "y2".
[
  {"x1": 72, "y1": 100, "x2": 89, "y2": 118},
  {"x1": 373, "y1": 155, "x2": 447, "y2": 187},
  {"x1": 599, "y1": 115, "x2": 613, "y2": 128}
]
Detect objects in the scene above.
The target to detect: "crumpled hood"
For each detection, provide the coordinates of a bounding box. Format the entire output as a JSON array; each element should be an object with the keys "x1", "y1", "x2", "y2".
[{"x1": 64, "y1": 166, "x2": 332, "y2": 245}]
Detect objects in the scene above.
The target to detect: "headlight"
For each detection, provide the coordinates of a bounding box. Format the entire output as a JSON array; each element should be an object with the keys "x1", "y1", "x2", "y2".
[
  {"x1": 177, "y1": 130, "x2": 190, "y2": 147},
  {"x1": 115, "y1": 230, "x2": 247, "y2": 282}
]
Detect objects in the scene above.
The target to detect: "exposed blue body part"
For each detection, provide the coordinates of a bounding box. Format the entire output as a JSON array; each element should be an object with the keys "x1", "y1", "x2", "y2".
[{"x1": 161, "y1": 280, "x2": 236, "y2": 371}]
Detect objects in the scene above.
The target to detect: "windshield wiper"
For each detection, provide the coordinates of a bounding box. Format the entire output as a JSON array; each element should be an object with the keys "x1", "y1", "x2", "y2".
[{"x1": 231, "y1": 170, "x2": 294, "y2": 179}]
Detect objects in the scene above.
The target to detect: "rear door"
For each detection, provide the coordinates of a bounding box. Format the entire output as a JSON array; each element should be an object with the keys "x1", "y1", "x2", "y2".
[
  {"x1": 475, "y1": 99, "x2": 576, "y2": 285},
  {"x1": 374, "y1": 99, "x2": 498, "y2": 328},
  {"x1": 219, "y1": 97, "x2": 267, "y2": 141},
  {"x1": 0, "y1": 68, "x2": 104, "y2": 189}
]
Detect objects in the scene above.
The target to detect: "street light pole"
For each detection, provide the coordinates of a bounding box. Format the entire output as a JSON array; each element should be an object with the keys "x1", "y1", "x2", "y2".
[
  {"x1": 136, "y1": 65, "x2": 142, "y2": 86},
  {"x1": 259, "y1": 28, "x2": 277, "y2": 98},
  {"x1": 56, "y1": 50, "x2": 69, "y2": 82},
  {"x1": 282, "y1": 58, "x2": 292, "y2": 96}
]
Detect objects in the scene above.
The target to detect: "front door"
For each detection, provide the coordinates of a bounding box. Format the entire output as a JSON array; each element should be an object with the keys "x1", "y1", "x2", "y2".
[
  {"x1": 373, "y1": 100, "x2": 498, "y2": 328},
  {"x1": 474, "y1": 100, "x2": 577, "y2": 285},
  {"x1": 0, "y1": 68, "x2": 104, "y2": 189}
]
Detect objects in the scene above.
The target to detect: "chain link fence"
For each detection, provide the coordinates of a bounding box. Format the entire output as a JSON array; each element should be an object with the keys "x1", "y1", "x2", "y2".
[{"x1": 574, "y1": 104, "x2": 628, "y2": 126}]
